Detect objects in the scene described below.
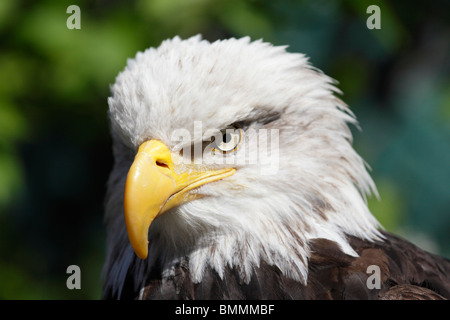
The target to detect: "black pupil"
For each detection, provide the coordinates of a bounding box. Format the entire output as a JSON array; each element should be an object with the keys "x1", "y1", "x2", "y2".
[{"x1": 223, "y1": 133, "x2": 232, "y2": 143}]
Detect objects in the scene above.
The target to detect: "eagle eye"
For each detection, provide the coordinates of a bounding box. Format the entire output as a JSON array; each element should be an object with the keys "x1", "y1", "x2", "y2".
[{"x1": 211, "y1": 125, "x2": 243, "y2": 153}]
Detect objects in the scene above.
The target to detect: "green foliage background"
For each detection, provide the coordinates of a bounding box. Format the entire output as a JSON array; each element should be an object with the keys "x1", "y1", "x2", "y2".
[{"x1": 0, "y1": 0, "x2": 449, "y2": 299}]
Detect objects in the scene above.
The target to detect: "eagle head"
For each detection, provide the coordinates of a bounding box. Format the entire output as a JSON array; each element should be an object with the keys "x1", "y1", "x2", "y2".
[{"x1": 104, "y1": 35, "x2": 383, "y2": 296}]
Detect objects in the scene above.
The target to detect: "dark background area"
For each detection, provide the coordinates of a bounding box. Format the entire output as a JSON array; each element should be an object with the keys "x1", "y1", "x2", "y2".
[{"x1": 0, "y1": 0, "x2": 449, "y2": 299}]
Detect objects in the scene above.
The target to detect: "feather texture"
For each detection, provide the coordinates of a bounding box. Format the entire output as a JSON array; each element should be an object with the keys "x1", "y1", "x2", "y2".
[{"x1": 103, "y1": 232, "x2": 450, "y2": 299}]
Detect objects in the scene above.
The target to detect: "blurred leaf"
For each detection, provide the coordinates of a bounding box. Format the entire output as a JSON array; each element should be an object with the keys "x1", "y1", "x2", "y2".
[
  {"x1": 0, "y1": 101, "x2": 27, "y2": 210},
  {"x1": 0, "y1": 151, "x2": 24, "y2": 210},
  {"x1": 0, "y1": 53, "x2": 33, "y2": 98},
  {"x1": 368, "y1": 178, "x2": 406, "y2": 231},
  {"x1": 0, "y1": 100, "x2": 28, "y2": 145},
  {"x1": 0, "y1": 0, "x2": 18, "y2": 31},
  {"x1": 330, "y1": 56, "x2": 370, "y2": 105},
  {"x1": 137, "y1": 0, "x2": 213, "y2": 37},
  {"x1": 219, "y1": 0, "x2": 274, "y2": 40}
]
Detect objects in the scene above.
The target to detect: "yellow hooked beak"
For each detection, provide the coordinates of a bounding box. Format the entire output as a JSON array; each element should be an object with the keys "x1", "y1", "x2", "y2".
[{"x1": 124, "y1": 140, "x2": 235, "y2": 259}]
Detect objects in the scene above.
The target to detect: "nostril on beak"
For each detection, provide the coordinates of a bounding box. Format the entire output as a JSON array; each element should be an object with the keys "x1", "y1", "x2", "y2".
[{"x1": 155, "y1": 160, "x2": 169, "y2": 169}]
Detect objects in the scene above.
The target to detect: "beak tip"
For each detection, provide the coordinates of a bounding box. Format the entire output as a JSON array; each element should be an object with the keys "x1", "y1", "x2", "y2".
[
  {"x1": 137, "y1": 253, "x2": 148, "y2": 260},
  {"x1": 134, "y1": 244, "x2": 149, "y2": 260}
]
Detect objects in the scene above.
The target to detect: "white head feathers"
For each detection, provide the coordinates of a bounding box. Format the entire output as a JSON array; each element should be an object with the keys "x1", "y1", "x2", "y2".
[{"x1": 105, "y1": 35, "x2": 383, "y2": 291}]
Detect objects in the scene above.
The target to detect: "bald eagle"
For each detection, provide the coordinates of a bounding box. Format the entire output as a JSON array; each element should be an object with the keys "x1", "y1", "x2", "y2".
[{"x1": 102, "y1": 35, "x2": 450, "y2": 300}]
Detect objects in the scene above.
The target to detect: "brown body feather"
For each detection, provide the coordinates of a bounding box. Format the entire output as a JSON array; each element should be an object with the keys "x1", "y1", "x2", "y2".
[{"x1": 103, "y1": 231, "x2": 450, "y2": 300}]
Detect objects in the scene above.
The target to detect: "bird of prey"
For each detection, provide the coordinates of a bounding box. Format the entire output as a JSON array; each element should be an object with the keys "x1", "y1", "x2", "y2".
[{"x1": 102, "y1": 35, "x2": 450, "y2": 300}]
